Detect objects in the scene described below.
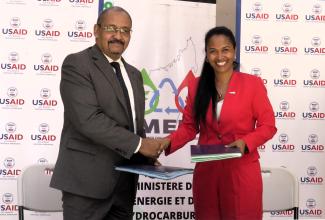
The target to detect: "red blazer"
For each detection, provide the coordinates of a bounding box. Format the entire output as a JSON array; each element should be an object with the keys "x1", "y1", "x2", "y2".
[{"x1": 166, "y1": 72, "x2": 277, "y2": 162}]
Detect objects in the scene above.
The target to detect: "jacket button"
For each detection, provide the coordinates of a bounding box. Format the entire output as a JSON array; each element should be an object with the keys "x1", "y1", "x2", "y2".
[{"x1": 217, "y1": 134, "x2": 222, "y2": 139}]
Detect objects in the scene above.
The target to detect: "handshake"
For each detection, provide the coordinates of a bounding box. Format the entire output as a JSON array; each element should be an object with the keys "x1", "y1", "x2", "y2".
[{"x1": 138, "y1": 137, "x2": 171, "y2": 159}]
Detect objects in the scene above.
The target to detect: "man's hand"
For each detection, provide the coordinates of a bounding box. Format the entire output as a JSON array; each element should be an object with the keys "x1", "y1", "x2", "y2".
[
  {"x1": 139, "y1": 138, "x2": 162, "y2": 159},
  {"x1": 156, "y1": 137, "x2": 171, "y2": 153},
  {"x1": 138, "y1": 137, "x2": 171, "y2": 159}
]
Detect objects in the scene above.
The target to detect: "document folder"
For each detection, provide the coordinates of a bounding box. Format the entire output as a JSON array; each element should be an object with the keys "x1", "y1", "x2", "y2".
[
  {"x1": 191, "y1": 144, "x2": 242, "y2": 162},
  {"x1": 115, "y1": 165, "x2": 193, "y2": 180}
]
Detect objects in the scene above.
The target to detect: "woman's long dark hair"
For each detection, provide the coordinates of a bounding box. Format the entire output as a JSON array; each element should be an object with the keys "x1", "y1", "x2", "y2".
[{"x1": 193, "y1": 26, "x2": 237, "y2": 127}]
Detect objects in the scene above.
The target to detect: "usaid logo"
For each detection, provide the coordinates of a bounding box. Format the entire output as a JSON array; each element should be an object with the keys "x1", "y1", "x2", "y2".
[
  {"x1": 69, "y1": 0, "x2": 95, "y2": 7},
  {"x1": 67, "y1": 19, "x2": 93, "y2": 41},
  {"x1": 275, "y1": 101, "x2": 295, "y2": 119},
  {"x1": 41, "y1": 53, "x2": 52, "y2": 64},
  {"x1": 307, "y1": 198, "x2": 317, "y2": 209},
  {"x1": 8, "y1": 52, "x2": 19, "y2": 63},
  {"x1": 1, "y1": 17, "x2": 28, "y2": 39},
  {"x1": 0, "y1": 193, "x2": 17, "y2": 213},
  {"x1": 250, "y1": 68, "x2": 267, "y2": 85},
  {"x1": 3, "y1": 158, "x2": 15, "y2": 169},
  {"x1": 251, "y1": 67, "x2": 261, "y2": 76},
  {"x1": 252, "y1": 35, "x2": 262, "y2": 45},
  {"x1": 281, "y1": 36, "x2": 291, "y2": 46},
  {"x1": 43, "y1": 18, "x2": 54, "y2": 29},
  {"x1": 304, "y1": 36, "x2": 325, "y2": 54},
  {"x1": 309, "y1": 101, "x2": 319, "y2": 112},
  {"x1": 282, "y1": 3, "x2": 293, "y2": 13},
  {"x1": 313, "y1": 4, "x2": 322, "y2": 14},
  {"x1": 0, "y1": 122, "x2": 23, "y2": 144},
  {"x1": 299, "y1": 198, "x2": 323, "y2": 217},
  {"x1": 309, "y1": 134, "x2": 318, "y2": 144},
  {"x1": 7, "y1": 87, "x2": 18, "y2": 98},
  {"x1": 307, "y1": 166, "x2": 317, "y2": 176},
  {"x1": 0, "y1": 87, "x2": 25, "y2": 109},
  {"x1": 311, "y1": 37, "x2": 321, "y2": 47},
  {"x1": 10, "y1": 17, "x2": 20, "y2": 28},
  {"x1": 5, "y1": 122, "x2": 16, "y2": 133},
  {"x1": 31, "y1": 123, "x2": 56, "y2": 145},
  {"x1": 301, "y1": 134, "x2": 324, "y2": 152},
  {"x1": 33, "y1": 53, "x2": 59, "y2": 74},
  {"x1": 244, "y1": 35, "x2": 268, "y2": 53},
  {"x1": 38, "y1": 0, "x2": 61, "y2": 6},
  {"x1": 275, "y1": 3, "x2": 299, "y2": 21},
  {"x1": 38, "y1": 158, "x2": 48, "y2": 164},
  {"x1": 303, "y1": 69, "x2": 325, "y2": 87},
  {"x1": 279, "y1": 101, "x2": 289, "y2": 111},
  {"x1": 0, "y1": 193, "x2": 18, "y2": 213},
  {"x1": 252, "y1": 2, "x2": 262, "y2": 12},
  {"x1": 39, "y1": 123, "x2": 50, "y2": 134},
  {"x1": 306, "y1": 4, "x2": 325, "y2": 22},
  {"x1": 35, "y1": 18, "x2": 60, "y2": 40},
  {"x1": 300, "y1": 166, "x2": 324, "y2": 185},
  {"x1": 310, "y1": 69, "x2": 320, "y2": 79},
  {"x1": 274, "y1": 36, "x2": 298, "y2": 54},
  {"x1": 273, "y1": 68, "x2": 296, "y2": 87},
  {"x1": 302, "y1": 101, "x2": 325, "y2": 120},
  {"x1": 75, "y1": 20, "x2": 86, "y2": 31},
  {"x1": 270, "y1": 210, "x2": 294, "y2": 217},
  {"x1": 272, "y1": 133, "x2": 295, "y2": 151},
  {"x1": 1, "y1": 52, "x2": 26, "y2": 74},
  {"x1": 281, "y1": 68, "x2": 290, "y2": 78},
  {"x1": 245, "y1": 2, "x2": 269, "y2": 21},
  {"x1": 0, "y1": 157, "x2": 21, "y2": 179},
  {"x1": 279, "y1": 133, "x2": 288, "y2": 144},
  {"x1": 40, "y1": 88, "x2": 51, "y2": 99},
  {"x1": 32, "y1": 88, "x2": 58, "y2": 110},
  {"x1": 2, "y1": 193, "x2": 13, "y2": 204}
]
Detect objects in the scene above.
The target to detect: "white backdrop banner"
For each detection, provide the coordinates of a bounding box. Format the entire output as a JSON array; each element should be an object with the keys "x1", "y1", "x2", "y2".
[
  {"x1": 0, "y1": 0, "x2": 215, "y2": 219},
  {"x1": 239, "y1": 0, "x2": 325, "y2": 219},
  {"x1": 2, "y1": 0, "x2": 323, "y2": 219}
]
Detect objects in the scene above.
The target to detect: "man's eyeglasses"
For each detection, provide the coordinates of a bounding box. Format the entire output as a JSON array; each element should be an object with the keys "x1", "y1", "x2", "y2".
[{"x1": 98, "y1": 24, "x2": 132, "y2": 35}]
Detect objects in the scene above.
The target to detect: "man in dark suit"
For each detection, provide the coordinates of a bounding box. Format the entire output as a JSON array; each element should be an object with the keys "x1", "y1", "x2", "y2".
[{"x1": 50, "y1": 6, "x2": 164, "y2": 220}]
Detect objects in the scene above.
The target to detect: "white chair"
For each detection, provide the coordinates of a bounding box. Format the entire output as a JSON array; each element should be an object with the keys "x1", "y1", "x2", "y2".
[
  {"x1": 262, "y1": 167, "x2": 299, "y2": 219},
  {"x1": 17, "y1": 164, "x2": 63, "y2": 220}
]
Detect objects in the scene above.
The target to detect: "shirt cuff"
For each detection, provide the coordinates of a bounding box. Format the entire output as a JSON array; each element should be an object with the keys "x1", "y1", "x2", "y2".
[{"x1": 134, "y1": 137, "x2": 142, "y2": 153}]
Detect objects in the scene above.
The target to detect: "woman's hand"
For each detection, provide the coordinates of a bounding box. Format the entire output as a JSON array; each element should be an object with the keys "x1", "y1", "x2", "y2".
[{"x1": 226, "y1": 139, "x2": 247, "y2": 154}]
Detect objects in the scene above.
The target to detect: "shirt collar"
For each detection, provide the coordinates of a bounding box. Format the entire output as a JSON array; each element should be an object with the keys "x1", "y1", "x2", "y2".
[{"x1": 103, "y1": 53, "x2": 122, "y2": 65}]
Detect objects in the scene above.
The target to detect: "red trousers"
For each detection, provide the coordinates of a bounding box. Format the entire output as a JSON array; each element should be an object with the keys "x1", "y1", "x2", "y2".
[{"x1": 192, "y1": 158, "x2": 263, "y2": 220}]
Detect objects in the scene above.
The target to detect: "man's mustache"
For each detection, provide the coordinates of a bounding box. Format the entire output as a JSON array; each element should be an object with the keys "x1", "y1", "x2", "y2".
[{"x1": 108, "y1": 39, "x2": 124, "y2": 46}]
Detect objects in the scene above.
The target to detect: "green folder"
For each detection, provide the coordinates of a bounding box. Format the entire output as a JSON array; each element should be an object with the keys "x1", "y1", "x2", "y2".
[{"x1": 191, "y1": 144, "x2": 242, "y2": 162}]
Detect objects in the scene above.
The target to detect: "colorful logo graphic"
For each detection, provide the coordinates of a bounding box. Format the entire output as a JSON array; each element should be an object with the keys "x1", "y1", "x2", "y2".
[{"x1": 141, "y1": 69, "x2": 195, "y2": 115}]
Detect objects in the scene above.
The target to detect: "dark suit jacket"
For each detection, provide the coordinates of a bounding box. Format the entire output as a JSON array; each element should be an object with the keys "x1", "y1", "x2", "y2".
[{"x1": 50, "y1": 45, "x2": 147, "y2": 199}]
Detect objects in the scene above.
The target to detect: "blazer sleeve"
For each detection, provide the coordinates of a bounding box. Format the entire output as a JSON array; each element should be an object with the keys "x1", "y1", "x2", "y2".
[
  {"x1": 165, "y1": 79, "x2": 199, "y2": 155},
  {"x1": 60, "y1": 53, "x2": 140, "y2": 159},
  {"x1": 241, "y1": 77, "x2": 277, "y2": 152}
]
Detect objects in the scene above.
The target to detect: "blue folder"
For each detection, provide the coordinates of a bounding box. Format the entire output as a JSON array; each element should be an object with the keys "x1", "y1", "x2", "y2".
[{"x1": 115, "y1": 165, "x2": 193, "y2": 180}]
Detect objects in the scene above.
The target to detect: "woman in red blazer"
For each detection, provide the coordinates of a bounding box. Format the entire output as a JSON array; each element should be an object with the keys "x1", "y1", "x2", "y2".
[{"x1": 163, "y1": 26, "x2": 277, "y2": 220}]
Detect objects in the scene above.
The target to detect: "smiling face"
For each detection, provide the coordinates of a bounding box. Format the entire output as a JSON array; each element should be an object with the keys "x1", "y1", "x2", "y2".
[
  {"x1": 94, "y1": 10, "x2": 132, "y2": 60},
  {"x1": 206, "y1": 34, "x2": 236, "y2": 75}
]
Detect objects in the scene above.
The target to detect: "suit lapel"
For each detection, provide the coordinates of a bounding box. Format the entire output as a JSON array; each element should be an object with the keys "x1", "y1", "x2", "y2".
[{"x1": 90, "y1": 45, "x2": 128, "y2": 113}]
